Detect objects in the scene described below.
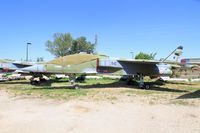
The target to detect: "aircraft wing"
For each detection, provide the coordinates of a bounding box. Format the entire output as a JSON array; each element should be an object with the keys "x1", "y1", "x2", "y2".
[
  {"x1": 118, "y1": 59, "x2": 181, "y2": 69},
  {"x1": 97, "y1": 59, "x2": 172, "y2": 76},
  {"x1": 12, "y1": 62, "x2": 33, "y2": 68},
  {"x1": 117, "y1": 59, "x2": 160, "y2": 64}
]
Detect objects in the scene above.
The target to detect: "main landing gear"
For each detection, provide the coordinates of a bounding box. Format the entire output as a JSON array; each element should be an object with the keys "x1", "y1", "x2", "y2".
[
  {"x1": 127, "y1": 74, "x2": 151, "y2": 89},
  {"x1": 138, "y1": 74, "x2": 150, "y2": 89},
  {"x1": 29, "y1": 73, "x2": 80, "y2": 89},
  {"x1": 30, "y1": 74, "x2": 48, "y2": 85},
  {"x1": 30, "y1": 77, "x2": 47, "y2": 85}
]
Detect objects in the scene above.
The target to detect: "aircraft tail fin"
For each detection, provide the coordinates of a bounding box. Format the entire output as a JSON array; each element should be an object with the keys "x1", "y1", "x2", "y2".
[{"x1": 162, "y1": 45, "x2": 183, "y2": 63}]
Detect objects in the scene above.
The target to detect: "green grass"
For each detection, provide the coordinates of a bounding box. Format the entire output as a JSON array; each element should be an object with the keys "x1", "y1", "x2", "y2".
[
  {"x1": 0, "y1": 80, "x2": 89, "y2": 100},
  {"x1": 0, "y1": 79, "x2": 121, "y2": 100},
  {"x1": 0, "y1": 79, "x2": 199, "y2": 103}
]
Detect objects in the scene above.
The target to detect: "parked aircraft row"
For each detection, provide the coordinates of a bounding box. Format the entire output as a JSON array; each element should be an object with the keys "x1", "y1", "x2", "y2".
[{"x1": 0, "y1": 46, "x2": 184, "y2": 89}]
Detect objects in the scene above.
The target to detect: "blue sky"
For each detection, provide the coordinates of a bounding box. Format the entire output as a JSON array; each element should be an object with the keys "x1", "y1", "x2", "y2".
[{"x1": 0, "y1": 0, "x2": 200, "y2": 61}]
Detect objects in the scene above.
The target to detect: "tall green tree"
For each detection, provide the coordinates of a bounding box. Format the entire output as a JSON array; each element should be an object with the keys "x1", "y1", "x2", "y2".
[
  {"x1": 71, "y1": 36, "x2": 95, "y2": 54},
  {"x1": 46, "y1": 33, "x2": 95, "y2": 57},
  {"x1": 46, "y1": 33, "x2": 73, "y2": 57},
  {"x1": 135, "y1": 52, "x2": 156, "y2": 60}
]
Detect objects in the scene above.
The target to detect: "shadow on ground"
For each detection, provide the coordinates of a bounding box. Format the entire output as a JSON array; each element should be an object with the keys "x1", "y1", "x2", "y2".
[
  {"x1": 149, "y1": 86, "x2": 188, "y2": 93},
  {"x1": 165, "y1": 81, "x2": 196, "y2": 86},
  {"x1": 177, "y1": 90, "x2": 200, "y2": 99},
  {"x1": 0, "y1": 79, "x2": 191, "y2": 93},
  {"x1": 32, "y1": 81, "x2": 189, "y2": 93},
  {"x1": 0, "y1": 81, "x2": 30, "y2": 85}
]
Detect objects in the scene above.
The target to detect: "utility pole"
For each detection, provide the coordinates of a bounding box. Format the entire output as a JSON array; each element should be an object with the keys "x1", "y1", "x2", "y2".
[
  {"x1": 130, "y1": 52, "x2": 134, "y2": 59},
  {"x1": 26, "y1": 42, "x2": 31, "y2": 62},
  {"x1": 95, "y1": 34, "x2": 98, "y2": 46}
]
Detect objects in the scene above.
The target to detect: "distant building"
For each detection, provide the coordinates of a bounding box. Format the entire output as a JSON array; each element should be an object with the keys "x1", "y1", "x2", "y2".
[
  {"x1": 180, "y1": 58, "x2": 200, "y2": 78},
  {"x1": 181, "y1": 58, "x2": 200, "y2": 65}
]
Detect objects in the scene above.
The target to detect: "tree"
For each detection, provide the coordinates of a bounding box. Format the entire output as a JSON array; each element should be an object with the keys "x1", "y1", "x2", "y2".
[
  {"x1": 46, "y1": 33, "x2": 96, "y2": 57},
  {"x1": 46, "y1": 33, "x2": 73, "y2": 57},
  {"x1": 37, "y1": 57, "x2": 44, "y2": 62},
  {"x1": 71, "y1": 36, "x2": 95, "y2": 54},
  {"x1": 135, "y1": 52, "x2": 157, "y2": 60}
]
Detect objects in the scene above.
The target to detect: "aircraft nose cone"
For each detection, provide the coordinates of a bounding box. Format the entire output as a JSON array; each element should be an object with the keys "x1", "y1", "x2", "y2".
[{"x1": 21, "y1": 64, "x2": 46, "y2": 72}]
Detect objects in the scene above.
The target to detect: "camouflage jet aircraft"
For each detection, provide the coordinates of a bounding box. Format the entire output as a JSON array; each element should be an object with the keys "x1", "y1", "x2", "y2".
[{"x1": 22, "y1": 46, "x2": 183, "y2": 89}]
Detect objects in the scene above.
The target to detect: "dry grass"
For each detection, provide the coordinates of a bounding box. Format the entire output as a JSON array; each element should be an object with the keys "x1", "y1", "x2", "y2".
[{"x1": 0, "y1": 79, "x2": 199, "y2": 105}]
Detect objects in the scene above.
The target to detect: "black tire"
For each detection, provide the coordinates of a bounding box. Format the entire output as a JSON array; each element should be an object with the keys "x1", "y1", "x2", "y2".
[
  {"x1": 145, "y1": 84, "x2": 150, "y2": 90},
  {"x1": 74, "y1": 84, "x2": 79, "y2": 89},
  {"x1": 30, "y1": 80, "x2": 35, "y2": 85},
  {"x1": 126, "y1": 78, "x2": 133, "y2": 85},
  {"x1": 30, "y1": 80, "x2": 39, "y2": 85}
]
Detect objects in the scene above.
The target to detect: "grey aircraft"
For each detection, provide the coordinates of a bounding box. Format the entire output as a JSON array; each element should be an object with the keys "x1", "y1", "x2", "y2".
[{"x1": 0, "y1": 60, "x2": 32, "y2": 73}]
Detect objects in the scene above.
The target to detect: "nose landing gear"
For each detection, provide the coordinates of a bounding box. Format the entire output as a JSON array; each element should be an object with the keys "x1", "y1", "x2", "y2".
[{"x1": 69, "y1": 74, "x2": 79, "y2": 89}]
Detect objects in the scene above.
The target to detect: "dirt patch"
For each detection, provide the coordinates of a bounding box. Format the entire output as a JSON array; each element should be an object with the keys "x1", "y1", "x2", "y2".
[{"x1": 0, "y1": 90, "x2": 200, "y2": 133}]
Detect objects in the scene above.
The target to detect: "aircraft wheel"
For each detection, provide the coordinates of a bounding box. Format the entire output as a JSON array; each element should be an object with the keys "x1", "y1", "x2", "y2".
[
  {"x1": 40, "y1": 78, "x2": 47, "y2": 83},
  {"x1": 145, "y1": 84, "x2": 150, "y2": 90},
  {"x1": 74, "y1": 84, "x2": 79, "y2": 89},
  {"x1": 139, "y1": 83, "x2": 144, "y2": 89},
  {"x1": 126, "y1": 78, "x2": 133, "y2": 85},
  {"x1": 30, "y1": 80, "x2": 39, "y2": 85},
  {"x1": 30, "y1": 80, "x2": 35, "y2": 85}
]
